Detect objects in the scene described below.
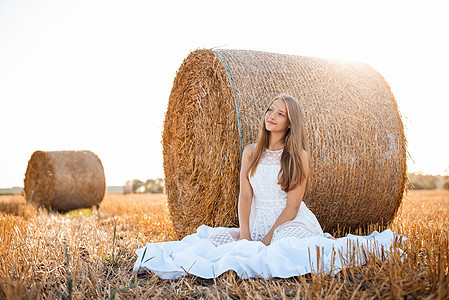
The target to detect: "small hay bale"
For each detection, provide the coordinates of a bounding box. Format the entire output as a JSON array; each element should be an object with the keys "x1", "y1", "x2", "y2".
[
  {"x1": 24, "y1": 150, "x2": 106, "y2": 211},
  {"x1": 163, "y1": 49, "x2": 407, "y2": 237}
]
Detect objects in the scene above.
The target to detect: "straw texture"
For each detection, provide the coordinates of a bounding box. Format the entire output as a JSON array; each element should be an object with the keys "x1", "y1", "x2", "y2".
[
  {"x1": 24, "y1": 150, "x2": 106, "y2": 211},
  {"x1": 163, "y1": 49, "x2": 407, "y2": 237}
]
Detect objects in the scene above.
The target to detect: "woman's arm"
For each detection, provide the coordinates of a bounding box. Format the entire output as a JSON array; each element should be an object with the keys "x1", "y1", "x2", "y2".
[
  {"x1": 238, "y1": 144, "x2": 255, "y2": 240},
  {"x1": 261, "y1": 151, "x2": 309, "y2": 245}
]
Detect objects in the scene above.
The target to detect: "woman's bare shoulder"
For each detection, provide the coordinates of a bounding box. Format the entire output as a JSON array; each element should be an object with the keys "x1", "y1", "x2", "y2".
[
  {"x1": 242, "y1": 143, "x2": 256, "y2": 160},
  {"x1": 243, "y1": 143, "x2": 256, "y2": 153},
  {"x1": 300, "y1": 149, "x2": 310, "y2": 172},
  {"x1": 244, "y1": 143, "x2": 256, "y2": 151},
  {"x1": 300, "y1": 149, "x2": 309, "y2": 161}
]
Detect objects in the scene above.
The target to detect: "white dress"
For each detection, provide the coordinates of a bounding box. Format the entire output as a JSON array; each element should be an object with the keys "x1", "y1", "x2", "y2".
[
  {"x1": 134, "y1": 148, "x2": 405, "y2": 279},
  {"x1": 205, "y1": 148, "x2": 322, "y2": 246},
  {"x1": 248, "y1": 148, "x2": 322, "y2": 242}
]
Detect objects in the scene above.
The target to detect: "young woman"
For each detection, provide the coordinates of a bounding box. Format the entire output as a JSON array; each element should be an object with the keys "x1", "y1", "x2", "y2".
[
  {"x1": 134, "y1": 94, "x2": 401, "y2": 279},
  {"x1": 237, "y1": 94, "x2": 323, "y2": 245},
  {"x1": 207, "y1": 94, "x2": 324, "y2": 247}
]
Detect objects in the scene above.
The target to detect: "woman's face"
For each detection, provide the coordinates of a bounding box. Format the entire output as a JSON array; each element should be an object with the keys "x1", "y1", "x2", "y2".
[{"x1": 265, "y1": 98, "x2": 290, "y2": 133}]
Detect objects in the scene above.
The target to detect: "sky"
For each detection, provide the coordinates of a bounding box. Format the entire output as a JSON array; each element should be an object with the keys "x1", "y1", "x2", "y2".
[{"x1": 0, "y1": 0, "x2": 448, "y2": 187}]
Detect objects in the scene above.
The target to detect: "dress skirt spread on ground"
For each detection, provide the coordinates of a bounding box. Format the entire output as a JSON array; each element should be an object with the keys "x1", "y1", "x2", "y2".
[{"x1": 134, "y1": 148, "x2": 405, "y2": 279}]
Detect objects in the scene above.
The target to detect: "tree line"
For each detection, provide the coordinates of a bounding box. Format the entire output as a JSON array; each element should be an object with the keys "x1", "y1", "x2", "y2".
[
  {"x1": 124, "y1": 178, "x2": 164, "y2": 194},
  {"x1": 121, "y1": 173, "x2": 448, "y2": 194},
  {"x1": 407, "y1": 172, "x2": 449, "y2": 190}
]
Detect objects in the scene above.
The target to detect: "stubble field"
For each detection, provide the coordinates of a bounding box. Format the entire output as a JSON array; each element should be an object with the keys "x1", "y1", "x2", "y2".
[{"x1": 0, "y1": 190, "x2": 448, "y2": 299}]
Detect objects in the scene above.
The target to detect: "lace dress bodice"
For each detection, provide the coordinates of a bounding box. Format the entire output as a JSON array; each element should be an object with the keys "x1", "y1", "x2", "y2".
[{"x1": 248, "y1": 148, "x2": 323, "y2": 241}]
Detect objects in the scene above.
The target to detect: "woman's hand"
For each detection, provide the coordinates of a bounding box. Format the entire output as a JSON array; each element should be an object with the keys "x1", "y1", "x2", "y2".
[
  {"x1": 261, "y1": 236, "x2": 271, "y2": 246},
  {"x1": 238, "y1": 231, "x2": 252, "y2": 241},
  {"x1": 261, "y1": 231, "x2": 274, "y2": 245}
]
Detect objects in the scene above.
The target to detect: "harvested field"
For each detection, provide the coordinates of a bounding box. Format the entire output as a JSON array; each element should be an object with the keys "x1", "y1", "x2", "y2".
[{"x1": 0, "y1": 190, "x2": 448, "y2": 299}]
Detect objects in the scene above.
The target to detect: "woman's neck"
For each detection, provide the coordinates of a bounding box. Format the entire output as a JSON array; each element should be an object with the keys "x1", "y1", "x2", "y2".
[{"x1": 267, "y1": 133, "x2": 285, "y2": 151}]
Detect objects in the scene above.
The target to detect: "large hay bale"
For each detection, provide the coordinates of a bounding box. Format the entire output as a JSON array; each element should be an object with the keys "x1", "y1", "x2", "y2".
[
  {"x1": 24, "y1": 150, "x2": 106, "y2": 211},
  {"x1": 163, "y1": 49, "x2": 407, "y2": 237}
]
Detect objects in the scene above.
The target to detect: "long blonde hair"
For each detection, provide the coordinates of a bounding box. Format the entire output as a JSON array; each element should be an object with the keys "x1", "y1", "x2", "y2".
[{"x1": 247, "y1": 94, "x2": 310, "y2": 192}]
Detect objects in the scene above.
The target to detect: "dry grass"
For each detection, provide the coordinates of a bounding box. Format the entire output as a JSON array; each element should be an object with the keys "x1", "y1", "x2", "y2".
[{"x1": 0, "y1": 190, "x2": 448, "y2": 299}]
